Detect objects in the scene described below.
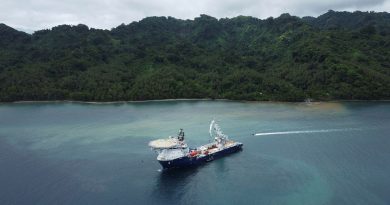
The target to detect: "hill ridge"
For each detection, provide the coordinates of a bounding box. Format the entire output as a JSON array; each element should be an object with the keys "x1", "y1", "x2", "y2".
[{"x1": 0, "y1": 10, "x2": 389, "y2": 102}]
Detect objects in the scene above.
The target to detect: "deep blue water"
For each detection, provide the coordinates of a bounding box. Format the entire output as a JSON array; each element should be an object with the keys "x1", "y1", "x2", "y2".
[{"x1": 0, "y1": 100, "x2": 389, "y2": 205}]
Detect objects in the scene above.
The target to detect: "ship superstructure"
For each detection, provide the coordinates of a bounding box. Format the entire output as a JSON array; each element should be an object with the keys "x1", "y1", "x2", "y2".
[{"x1": 149, "y1": 120, "x2": 243, "y2": 169}]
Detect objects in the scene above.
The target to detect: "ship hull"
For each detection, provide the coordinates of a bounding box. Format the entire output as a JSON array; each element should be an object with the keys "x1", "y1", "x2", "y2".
[{"x1": 158, "y1": 143, "x2": 243, "y2": 169}]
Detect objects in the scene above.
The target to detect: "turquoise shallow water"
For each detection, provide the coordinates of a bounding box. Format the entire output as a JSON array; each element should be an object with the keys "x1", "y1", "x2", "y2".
[{"x1": 0, "y1": 100, "x2": 389, "y2": 205}]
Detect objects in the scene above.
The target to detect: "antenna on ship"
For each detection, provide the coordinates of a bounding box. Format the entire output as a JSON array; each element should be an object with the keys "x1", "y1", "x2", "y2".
[{"x1": 178, "y1": 128, "x2": 185, "y2": 141}]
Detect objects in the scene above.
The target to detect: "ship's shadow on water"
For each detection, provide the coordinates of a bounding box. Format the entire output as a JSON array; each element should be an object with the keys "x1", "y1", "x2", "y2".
[
  {"x1": 149, "y1": 146, "x2": 244, "y2": 204},
  {"x1": 148, "y1": 147, "x2": 241, "y2": 205},
  {"x1": 150, "y1": 165, "x2": 205, "y2": 204},
  {"x1": 148, "y1": 151, "x2": 241, "y2": 205}
]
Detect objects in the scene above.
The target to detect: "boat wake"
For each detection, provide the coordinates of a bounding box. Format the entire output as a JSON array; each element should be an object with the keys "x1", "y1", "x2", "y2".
[{"x1": 254, "y1": 128, "x2": 360, "y2": 136}]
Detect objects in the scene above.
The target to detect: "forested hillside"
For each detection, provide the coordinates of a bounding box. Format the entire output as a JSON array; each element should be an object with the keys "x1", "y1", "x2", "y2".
[{"x1": 0, "y1": 10, "x2": 389, "y2": 102}]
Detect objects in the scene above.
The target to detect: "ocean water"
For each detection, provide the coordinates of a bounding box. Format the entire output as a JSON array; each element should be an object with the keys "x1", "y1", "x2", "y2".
[{"x1": 0, "y1": 100, "x2": 389, "y2": 205}]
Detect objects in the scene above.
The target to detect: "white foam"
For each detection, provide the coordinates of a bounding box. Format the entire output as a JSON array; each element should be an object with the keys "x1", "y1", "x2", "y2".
[{"x1": 254, "y1": 128, "x2": 360, "y2": 136}]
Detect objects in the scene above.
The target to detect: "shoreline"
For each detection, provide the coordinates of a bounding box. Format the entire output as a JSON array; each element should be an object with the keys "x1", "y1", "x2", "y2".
[{"x1": 4, "y1": 98, "x2": 390, "y2": 105}]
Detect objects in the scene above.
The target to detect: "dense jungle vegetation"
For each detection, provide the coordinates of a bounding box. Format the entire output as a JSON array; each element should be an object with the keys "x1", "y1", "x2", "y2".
[{"x1": 0, "y1": 10, "x2": 389, "y2": 102}]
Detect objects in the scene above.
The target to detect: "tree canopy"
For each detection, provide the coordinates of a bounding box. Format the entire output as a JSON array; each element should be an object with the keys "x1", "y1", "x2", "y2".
[{"x1": 0, "y1": 10, "x2": 389, "y2": 102}]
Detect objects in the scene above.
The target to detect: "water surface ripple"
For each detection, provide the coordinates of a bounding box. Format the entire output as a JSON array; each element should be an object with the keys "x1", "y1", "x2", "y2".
[{"x1": 0, "y1": 101, "x2": 389, "y2": 205}]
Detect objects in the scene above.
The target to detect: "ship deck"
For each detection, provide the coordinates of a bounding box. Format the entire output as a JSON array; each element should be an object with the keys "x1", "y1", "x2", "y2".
[{"x1": 198, "y1": 140, "x2": 237, "y2": 154}]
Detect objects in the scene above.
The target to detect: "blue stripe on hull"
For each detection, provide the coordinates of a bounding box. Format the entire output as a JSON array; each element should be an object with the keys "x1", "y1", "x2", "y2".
[{"x1": 158, "y1": 143, "x2": 243, "y2": 169}]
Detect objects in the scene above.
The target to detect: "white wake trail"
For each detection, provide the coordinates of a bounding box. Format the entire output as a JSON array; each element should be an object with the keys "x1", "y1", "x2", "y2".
[{"x1": 254, "y1": 128, "x2": 360, "y2": 136}]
